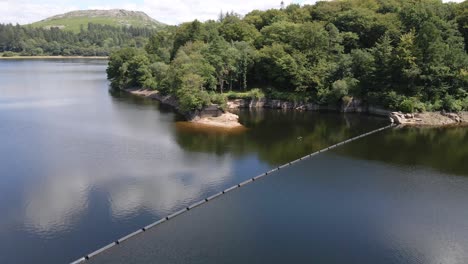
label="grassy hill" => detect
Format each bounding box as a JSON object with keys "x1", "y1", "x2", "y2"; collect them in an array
[{"x1": 30, "y1": 9, "x2": 166, "y2": 32}]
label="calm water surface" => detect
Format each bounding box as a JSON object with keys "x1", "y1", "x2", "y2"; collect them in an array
[
  {"x1": 90, "y1": 127, "x2": 468, "y2": 264},
  {"x1": 0, "y1": 60, "x2": 388, "y2": 263}
]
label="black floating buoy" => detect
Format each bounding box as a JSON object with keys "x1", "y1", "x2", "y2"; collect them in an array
[{"x1": 186, "y1": 207, "x2": 190, "y2": 211}]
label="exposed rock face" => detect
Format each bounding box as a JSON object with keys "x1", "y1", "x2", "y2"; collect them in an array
[
  {"x1": 127, "y1": 89, "x2": 468, "y2": 127},
  {"x1": 227, "y1": 97, "x2": 367, "y2": 112},
  {"x1": 228, "y1": 97, "x2": 467, "y2": 127},
  {"x1": 341, "y1": 98, "x2": 365, "y2": 112},
  {"x1": 129, "y1": 89, "x2": 179, "y2": 108},
  {"x1": 228, "y1": 98, "x2": 325, "y2": 111},
  {"x1": 199, "y1": 105, "x2": 223, "y2": 118}
]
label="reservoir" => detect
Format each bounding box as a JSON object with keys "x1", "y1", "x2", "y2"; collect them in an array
[{"x1": 0, "y1": 60, "x2": 467, "y2": 263}]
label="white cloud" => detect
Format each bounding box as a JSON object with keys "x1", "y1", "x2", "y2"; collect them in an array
[
  {"x1": 141, "y1": 0, "x2": 291, "y2": 24},
  {"x1": 0, "y1": 0, "x2": 79, "y2": 25},
  {"x1": 0, "y1": 0, "x2": 465, "y2": 25}
]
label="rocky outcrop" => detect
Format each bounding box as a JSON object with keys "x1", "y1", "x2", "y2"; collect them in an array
[
  {"x1": 126, "y1": 89, "x2": 243, "y2": 129},
  {"x1": 390, "y1": 111, "x2": 467, "y2": 126},
  {"x1": 40, "y1": 9, "x2": 165, "y2": 26},
  {"x1": 127, "y1": 89, "x2": 467, "y2": 127},
  {"x1": 442, "y1": 112, "x2": 463, "y2": 123},
  {"x1": 191, "y1": 112, "x2": 243, "y2": 129},
  {"x1": 227, "y1": 97, "x2": 366, "y2": 113},
  {"x1": 228, "y1": 96, "x2": 468, "y2": 127}
]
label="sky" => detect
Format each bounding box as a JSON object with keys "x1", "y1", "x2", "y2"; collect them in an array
[{"x1": 0, "y1": 0, "x2": 465, "y2": 25}]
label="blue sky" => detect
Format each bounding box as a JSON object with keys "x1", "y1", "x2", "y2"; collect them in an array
[{"x1": 0, "y1": 0, "x2": 464, "y2": 25}]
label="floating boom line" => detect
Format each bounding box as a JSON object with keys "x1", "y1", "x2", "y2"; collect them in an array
[{"x1": 71, "y1": 123, "x2": 395, "y2": 264}]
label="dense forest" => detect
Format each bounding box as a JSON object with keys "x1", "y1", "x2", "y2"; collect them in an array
[
  {"x1": 11, "y1": 0, "x2": 467, "y2": 113},
  {"x1": 0, "y1": 23, "x2": 160, "y2": 56}
]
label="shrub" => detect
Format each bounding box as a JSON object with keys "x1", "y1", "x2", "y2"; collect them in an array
[
  {"x1": 462, "y1": 97, "x2": 468, "y2": 111},
  {"x1": 382, "y1": 91, "x2": 403, "y2": 110},
  {"x1": 413, "y1": 100, "x2": 426, "y2": 112},
  {"x1": 226, "y1": 88, "x2": 265, "y2": 100},
  {"x1": 178, "y1": 89, "x2": 210, "y2": 112},
  {"x1": 442, "y1": 95, "x2": 463, "y2": 112},
  {"x1": 399, "y1": 98, "x2": 415, "y2": 113},
  {"x1": 398, "y1": 97, "x2": 425, "y2": 113},
  {"x1": 142, "y1": 78, "x2": 157, "y2": 90},
  {"x1": 249, "y1": 88, "x2": 265, "y2": 99},
  {"x1": 209, "y1": 92, "x2": 227, "y2": 110},
  {"x1": 342, "y1": 95, "x2": 353, "y2": 106},
  {"x1": 226, "y1": 91, "x2": 249, "y2": 99},
  {"x1": 426, "y1": 99, "x2": 443, "y2": 111},
  {"x1": 330, "y1": 78, "x2": 357, "y2": 101},
  {"x1": 267, "y1": 89, "x2": 307, "y2": 102},
  {"x1": 2, "y1": 51, "x2": 15, "y2": 57}
]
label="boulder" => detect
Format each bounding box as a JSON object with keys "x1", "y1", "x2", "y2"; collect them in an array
[{"x1": 442, "y1": 112, "x2": 462, "y2": 123}]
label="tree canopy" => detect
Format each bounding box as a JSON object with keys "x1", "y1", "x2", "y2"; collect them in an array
[
  {"x1": 0, "y1": 23, "x2": 162, "y2": 56},
  {"x1": 99, "y1": 1, "x2": 468, "y2": 112}
]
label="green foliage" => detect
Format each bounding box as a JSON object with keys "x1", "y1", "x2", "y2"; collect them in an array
[
  {"x1": 331, "y1": 78, "x2": 359, "y2": 101},
  {"x1": 399, "y1": 98, "x2": 416, "y2": 113},
  {"x1": 2, "y1": 51, "x2": 15, "y2": 57},
  {"x1": 208, "y1": 92, "x2": 228, "y2": 110},
  {"x1": 30, "y1": 10, "x2": 166, "y2": 33},
  {"x1": 226, "y1": 88, "x2": 265, "y2": 100},
  {"x1": 442, "y1": 95, "x2": 463, "y2": 112},
  {"x1": 105, "y1": 0, "x2": 468, "y2": 113},
  {"x1": 219, "y1": 13, "x2": 260, "y2": 43},
  {"x1": 0, "y1": 23, "x2": 159, "y2": 56},
  {"x1": 177, "y1": 72, "x2": 211, "y2": 112},
  {"x1": 463, "y1": 97, "x2": 468, "y2": 111},
  {"x1": 381, "y1": 91, "x2": 404, "y2": 110},
  {"x1": 249, "y1": 88, "x2": 266, "y2": 99},
  {"x1": 267, "y1": 89, "x2": 308, "y2": 102}
]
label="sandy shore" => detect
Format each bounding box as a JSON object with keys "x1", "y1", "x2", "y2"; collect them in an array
[
  {"x1": 191, "y1": 112, "x2": 244, "y2": 129},
  {"x1": 0, "y1": 56, "x2": 108, "y2": 60},
  {"x1": 127, "y1": 89, "x2": 244, "y2": 129}
]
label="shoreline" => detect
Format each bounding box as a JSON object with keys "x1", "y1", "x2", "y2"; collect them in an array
[
  {"x1": 126, "y1": 88, "x2": 467, "y2": 128},
  {"x1": 227, "y1": 98, "x2": 468, "y2": 127},
  {"x1": 125, "y1": 88, "x2": 244, "y2": 129},
  {"x1": 0, "y1": 56, "x2": 108, "y2": 60}
]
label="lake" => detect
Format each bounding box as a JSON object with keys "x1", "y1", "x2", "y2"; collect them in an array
[
  {"x1": 0, "y1": 60, "x2": 467, "y2": 264},
  {"x1": 89, "y1": 126, "x2": 468, "y2": 264}
]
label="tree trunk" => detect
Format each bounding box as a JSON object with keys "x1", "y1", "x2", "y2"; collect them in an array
[{"x1": 219, "y1": 76, "x2": 224, "y2": 93}]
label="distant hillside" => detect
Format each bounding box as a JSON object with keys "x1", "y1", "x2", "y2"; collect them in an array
[{"x1": 30, "y1": 9, "x2": 166, "y2": 32}]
